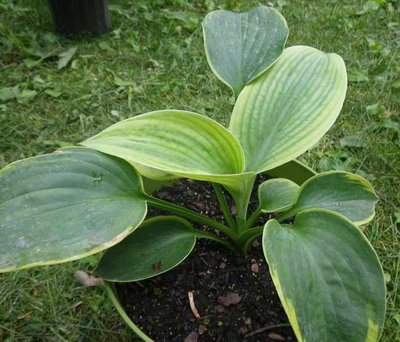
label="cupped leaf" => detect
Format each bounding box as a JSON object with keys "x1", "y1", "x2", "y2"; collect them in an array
[
  {"x1": 281, "y1": 171, "x2": 378, "y2": 225},
  {"x1": 82, "y1": 110, "x2": 252, "y2": 205},
  {"x1": 263, "y1": 210, "x2": 386, "y2": 341},
  {"x1": 82, "y1": 110, "x2": 244, "y2": 178},
  {"x1": 0, "y1": 147, "x2": 147, "y2": 272},
  {"x1": 229, "y1": 45, "x2": 347, "y2": 173},
  {"x1": 202, "y1": 5, "x2": 288, "y2": 96},
  {"x1": 133, "y1": 163, "x2": 179, "y2": 181},
  {"x1": 258, "y1": 178, "x2": 299, "y2": 213},
  {"x1": 266, "y1": 159, "x2": 317, "y2": 185},
  {"x1": 96, "y1": 216, "x2": 196, "y2": 282}
]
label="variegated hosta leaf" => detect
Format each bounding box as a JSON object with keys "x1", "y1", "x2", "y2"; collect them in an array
[
  {"x1": 133, "y1": 163, "x2": 179, "y2": 182},
  {"x1": 82, "y1": 110, "x2": 252, "y2": 198},
  {"x1": 281, "y1": 171, "x2": 378, "y2": 225},
  {"x1": 202, "y1": 5, "x2": 288, "y2": 96},
  {"x1": 96, "y1": 217, "x2": 196, "y2": 282},
  {"x1": 229, "y1": 45, "x2": 347, "y2": 173},
  {"x1": 0, "y1": 147, "x2": 147, "y2": 272},
  {"x1": 263, "y1": 210, "x2": 386, "y2": 342},
  {"x1": 258, "y1": 178, "x2": 299, "y2": 213}
]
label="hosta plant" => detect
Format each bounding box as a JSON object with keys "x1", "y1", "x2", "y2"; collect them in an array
[{"x1": 0, "y1": 6, "x2": 385, "y2": 342}]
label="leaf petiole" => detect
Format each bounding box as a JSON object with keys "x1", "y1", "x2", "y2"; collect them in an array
[
  {"x1": 212, "y1": 183, "x2": 237, "y2": 230},
  {"x1": 194, "y1": 230, "x2": 237, "y2": 253},
  {"x1": 244, "y1": 207, "x2": 262, "y2": 229},
  {"x1": 144, "y1": 195, "x2": 238, "y2": 241}
]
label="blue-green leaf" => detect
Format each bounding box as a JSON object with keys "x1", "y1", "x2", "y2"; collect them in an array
[
  {"x1": 96, "y1": 217, "x2": 196, "y2": 282},
  {"x1": 263, "y1": 210, "x2": 386, "y2": 341},
  {"x1": 281, "y1": 171, "x2": 378, "y2": 225},
  {"x1": 203, "y1": 6, "x2": 288, "y2": 96},
  {"x1": 0, "y1": 147, "x2": 147, "y2": 272},
  {"x1": 258, "y1": 178, "x2": 299, "y2": 213}
]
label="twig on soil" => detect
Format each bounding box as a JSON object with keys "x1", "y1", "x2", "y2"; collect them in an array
[
  {"x1": 188, "y1": 291, "x2": 201, "y2": 319},
  {"x1": 244, "y1": 323, "x2": 291, "y2": 338}
]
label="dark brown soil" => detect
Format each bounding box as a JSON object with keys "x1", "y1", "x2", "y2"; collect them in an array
[{"x1": 116, "y1": 179, "x2": 295, "y2": 341}]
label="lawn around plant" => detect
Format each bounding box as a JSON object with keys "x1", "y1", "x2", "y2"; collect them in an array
[{"x1": 0, "y1": 0, "x2": 399, "y2": 341}]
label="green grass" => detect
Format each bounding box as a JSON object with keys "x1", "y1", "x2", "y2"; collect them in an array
[{"x1": 0, "y1": 0, "x2": 399, "y2": 340}]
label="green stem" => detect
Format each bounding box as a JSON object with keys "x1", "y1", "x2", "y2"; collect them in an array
[
  {"x1": 275, "y1": 210, "x2": 295, "y2": 223},
  {"x1": 212, "y1": 183, "x2": 237, "y2": 230},
  {"x1": 241, "y1": 227, "x2": 264, "y2": 253},
  {"x1": 105, "y1": 283, "x2": 153, "y2": 342},
  {"x1": 145, "y1": 195, "x2": 238, "y2": 241},
  {"x1": 234, "y1": 174, "x2": 257, "y2": 233},
  {"x1": 194, "y1": 230, "x2": 237, "y2": 254},
  {"x1": 238, "y1": 226, "x2": 263, "y2": 246},
  {"x1": 245, "y1": 207, "x2": 262, "y2": 229}
]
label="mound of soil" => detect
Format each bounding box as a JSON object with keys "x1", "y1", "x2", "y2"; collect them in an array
[{"x1": 116, "y1": 179, "x2": 295, "y2": 341}]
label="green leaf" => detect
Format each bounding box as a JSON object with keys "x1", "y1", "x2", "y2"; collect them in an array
[
  {"x1": 357, "y1": 0, "x2": 382, "y2": 15},
  {"x1": 258, "y1": 178, "x2": 299, "y2": 213},
  {"x1": 266, "y1": 159, "x2": 316, "y2": 185},
  {"x1": 202, "y1": 6, "x2": 288, "y2": 96},
  {"x1": 0, "y1": 147, "x2": 147, "y2": 272},
  {"x1": 263, "y1": 210, "x2": 386, "y2": 341},
  {"x1": 58, "y1": 47, "x2": 77, "y2": 70},
  {"x1": 113, "y1": 76, "x2": 135, "y2": 88},
  {"x1": 0, "y1": 86, "x2": 19, "y2": 102},
  {"x1": 366, "y1": 103, "x2": 387, "y2": 116},
  {"x1": 347, "y1": 69, "x2": 369, "y2": 83},
  {"x1": 339, "y1": 135, "x2": 364, "y2": 148},
  {"x1": 96, "y1": 216, "x2": 196, "y2": 282},
  {"x1": 81, "y1": 110, "x2": 251, "y2": 199},
  {"x1": 18, "y1": 89, "x2": 37, "y2": 101},
  {"x1": 229, "y1": 45, "x2": 347, "y2": 173},
  {"x1": 281, "y1": 171, "x2": 378, "y2": 225}
]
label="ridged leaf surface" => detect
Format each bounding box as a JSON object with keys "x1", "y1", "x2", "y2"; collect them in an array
[
  {"x1": 82, "y1": 110, "x2": 251, "y2": 197},
  {"x1": 263, "y1": 210, "x2": 385, "y2": 341},
  {"x1": 203, "y1": 6, "x2": 288, "y2": 96},
  {"x1": 229, "y1": 45, "x2": 347, "y2": 173},
  {"x1": 0, "y1": 147, "x2": 147, "y2": 272}
]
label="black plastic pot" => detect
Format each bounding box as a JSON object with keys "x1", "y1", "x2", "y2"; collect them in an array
[{"x1": 48, "y1": 0, "x2": 111, "y2": 37}]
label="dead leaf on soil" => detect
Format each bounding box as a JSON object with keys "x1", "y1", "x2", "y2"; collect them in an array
[
  {"x1": 239, "y1": 326, "x2": 249, "y2": 335},
  {"x1": 215, "y1": 304, "x2": 225, "y2": 313},
  {"x1": 218, "y1": 292, "x2": 241, "y2": 307},
  {"x1": 74, "y1": 270, "x2": 104, "y2": 287},
  {"x1": 268, "y1": 332, "x2": 285, "y2": 341},
  {"x1": 198, "y1": 325, "x2": 207, "y2": 335},
  {"x1": 184, "y1": 331, "x2": 199, "y2": 342},
  {"x1": 251, "y1": 259, "x2": 259, "y2": 273}
]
